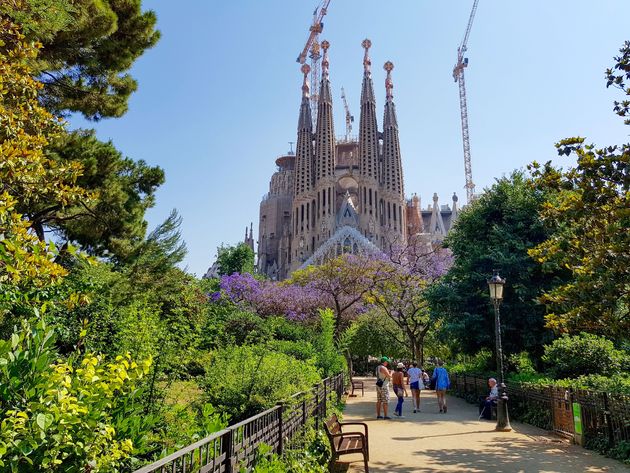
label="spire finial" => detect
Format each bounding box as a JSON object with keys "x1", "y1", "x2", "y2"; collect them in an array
[
  {"x1": 384, "y1": 61, "x2": 394, "y2": 100},
  {"x1": 301, "y1": 63, "x2": 311, "y2": 98},
  {"x1": 321, "y1": 40, "x2": 330, "y2": 79},
  {"x1": 362, "y1": 38, "x2": 372, "y2": 74}
]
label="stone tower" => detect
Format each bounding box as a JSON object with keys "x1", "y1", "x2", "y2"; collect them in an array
[
  {"x1": 357, "y1": 39, "x2": 380, "y2": 245},
  {"x1": 291, "y1": 63, "x2": 316, "y2": 269},
  {"x1": 381, "y1": 61, "x2": 406, "y2": 244}
]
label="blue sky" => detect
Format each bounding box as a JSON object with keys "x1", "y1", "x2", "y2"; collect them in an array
[{"x1": 70, "y1": 1, "x2": 630, "y2": 276}]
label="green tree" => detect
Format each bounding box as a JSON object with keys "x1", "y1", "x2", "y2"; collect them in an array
[
  {"x1": 427, "y1": 172, "x2": 561, "y2": 363},
  {"x1": 216, "y1": 243, "x2": 255, "y2": 276},
  {"x1": 529, "y1": 41, "x2": 630, "y2": 339},
  {"x1": 343, "y1": 311, "x2": 410, "y2": 361},
  {"x1": 24, "y1": 130, "x2": 164, "y2": 258},
  {"x1": 2, "y1": 0, "x2": 160, "y2": 119}
]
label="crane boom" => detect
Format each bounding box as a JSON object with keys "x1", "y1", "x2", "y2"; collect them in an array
[
  {"x1": 453, "y1": 0, "x2": 479, "y2": 204},
  {"x1": 340, "y1": 87, "x2": 354, "y2": 141}
]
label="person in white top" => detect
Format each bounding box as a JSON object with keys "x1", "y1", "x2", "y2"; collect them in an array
[
  {"x1": 479, "y1": 377, "x2": 499, "y2": 420},
  {"x1": 406, "y1": 361, "x2": 423, "y2": 413}
]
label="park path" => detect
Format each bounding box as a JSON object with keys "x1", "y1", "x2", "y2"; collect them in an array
[{"x1": 338, "y1": 378, "x2": 628, "y2": 473}]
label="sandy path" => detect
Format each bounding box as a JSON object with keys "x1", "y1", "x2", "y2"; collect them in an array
[{"x1": 337, "y1": 378, "x2": 628, "y2": 473}]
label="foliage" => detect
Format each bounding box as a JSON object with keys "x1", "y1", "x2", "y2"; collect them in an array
[
  {"x1": 216, "y1": 243, "x2": 255, "y2": 276},
  {"x1": 528, "y1": 42, "x2": 630, "y2": 339},
  {"x1": 542, "y1": 333, "x2": 629, "y2": 379},
  {"x1": 249, "y1": 428, "x2": 329, "y2": 473},
  {"x1": 290, "y1": 254, "x2": 386, "y2": 337},
  {"x1": 448, "y1": 349, "x2": 493, "y2": 375},
  {"x1": 312, "y1": 309, "x2": 346, "y2": 377},
  {"x1": 368, "y1": 241, "x2": 452, "y2": 364},
  {"x1": 2, "y1": 0, "x2": 160, "y2": 119},
  {"x1": 0, "y1": 319, "x2": 152, "y2": 472},
  {"x1": 35, "y1": 130, "x2": 165, "y2": 259},
  {"x1": 427, "y1": 172, "x2": 560, "y2": 363},
  {"x1": 218, "y1": 272, "x2": 324, "y2": 321},
  {"x1": 202, "y1": 345, "x2": 320, "y2": 421},
  {"x1": 0, "y1": 19, "x2": 90, "y2": 329},
  {"x1": 342, "y1": 310, "x2": 410, "y2": 360}
]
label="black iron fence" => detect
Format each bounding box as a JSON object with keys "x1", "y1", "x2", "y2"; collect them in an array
[
  {"x1": 450, "y1": 373, "x2": 630, "y2": 449},
  {"x1": 133, "y1": 373, "x2": 345, "y2": 473}
]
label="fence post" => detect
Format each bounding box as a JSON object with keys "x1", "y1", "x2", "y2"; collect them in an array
[
  {"x1": 603, "y1": 392, "x2": 614, "y2": 446},
  {"x1": 313, "y1": 383, "x2": 320, "y2": 431},
  {"x1": 323, "y1": 378, "x2": 328, "y2": 418},
  {"x1": 276, "y1": 402, "x2": 284, "y2": 455},
  {"x1": 302, "y1": 397, "x2": 307, "y2": 427},
  {"x1": 222, "y1": 429, "x2": 234, "y2": 473},
  {"x1": 463, "y1": 374, "x2": 467, "y2": 396}
]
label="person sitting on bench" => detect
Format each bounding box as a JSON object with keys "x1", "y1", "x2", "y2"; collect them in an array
[{"x1": 479, "y1": 377, "x2": 499, "y2": 420}]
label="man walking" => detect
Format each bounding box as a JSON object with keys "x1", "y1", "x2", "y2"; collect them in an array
[
  {"x1": 376, "y1": 356, "x2": 392, "y2": 419},
  {"x1": 406, "y1": 361, "x2": 422, "y2": 413}
]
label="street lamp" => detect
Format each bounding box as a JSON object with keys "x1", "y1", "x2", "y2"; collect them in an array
[{"x1": 488, "y1": 270, "x2": 512, "y2": 432}]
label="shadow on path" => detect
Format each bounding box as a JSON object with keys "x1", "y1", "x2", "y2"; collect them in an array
[{"x1": 337, "y1": 377, "x2": 628, "y2": 473}]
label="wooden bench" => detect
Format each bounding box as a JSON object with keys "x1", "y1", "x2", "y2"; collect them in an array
[
  {"x1": 349, "y1": 377, "x2": 364, "y2": 397},
  {"x1": 324, "y1": 413, "x2": 369, "y2": 472}
]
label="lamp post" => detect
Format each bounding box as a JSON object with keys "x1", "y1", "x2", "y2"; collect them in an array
[{"x1": 488, "y1": 270, "x2": 512, "y2": 432}]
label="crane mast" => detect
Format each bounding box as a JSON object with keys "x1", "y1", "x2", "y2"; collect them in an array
[
  {"x1": 340, "y1": 87, "x2": 354, "y2": 141},
  {"x1": 296, "y1": 0, "x2": 332, "y2": 128},
  {"x1": 453, "y1": 0, "x2": 479, "y2": 204}
]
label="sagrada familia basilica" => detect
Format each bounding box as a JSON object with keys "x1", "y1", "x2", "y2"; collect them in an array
[{"x1": 253, "y1": 40, "x2": 459, "y2": 280}]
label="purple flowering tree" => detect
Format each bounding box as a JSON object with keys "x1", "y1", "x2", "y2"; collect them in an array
[
  {"x1": 369, "y1": 237, "x2": 453, "y2": 365},
  {"x1": 218, "y1": 272, "x2": 325, "y2": 321},
  {"x1": 289, "y1": 253, "x2": 390, "y2": 338}
]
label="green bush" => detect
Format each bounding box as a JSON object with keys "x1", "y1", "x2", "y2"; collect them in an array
[
  {"x1": 202, "y1": 346, "x2": 321, "y2": 421},
  {"x1": 449, "y1": 349, "x2": 493, "y2": 375},
  {"x1": 0, "y1": 319, "x2": 153, "y2": 472},
  {"x1": 313, "y1": 309, "x2": 346, "y2": 377},
  {"x1": 542, "y1": 333, "x2": 629, "y2": 379}
]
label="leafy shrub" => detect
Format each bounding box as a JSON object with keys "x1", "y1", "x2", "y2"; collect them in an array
[
  {"x1": 542, "y1": 333, "x2": 629, "y2": 379},
  {"x1": 448, "y1": 349, "x2": 493, "y2": 375},
  {"x1": 267, "y1": 339, "x2": 316, "y2": 361},
  {"x1": 248, "y1": 427, "x2": 329, "y2": 473},
  {"x1": 202, "y1": 346, "x2": 320, "y2": 421},
  {"x1": 313, "y1": 309, "x2": 346, "y2": 377},
  {"x1": 0, "y1": 319, "x2": 152, "y2": 472}
]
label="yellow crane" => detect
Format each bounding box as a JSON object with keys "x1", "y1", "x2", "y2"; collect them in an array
[{"x1": 296, "y1": 0, "x2": 332, "y2": 128}]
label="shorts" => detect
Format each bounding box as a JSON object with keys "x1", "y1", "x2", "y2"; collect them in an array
[
  {"x1": 376, "y1": 385, "x2": 390, "y2": 402},
  {"x1": 410, "y1": 381, "x2": 421, "y2": 390}
]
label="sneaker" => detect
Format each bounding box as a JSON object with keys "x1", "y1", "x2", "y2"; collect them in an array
[
  {"x1": 443, "y1": 405, "x2": 448, "y2": 413},
  {"x1": 439, "y1": 408, "x2": 443, "y2": 413},
  {"x1": 377, "y1": 415, "x2": 384, "y2": 419},
  {"x1": 413, "y1": 409, "x2": 417, "y2": 413},
  {"x1": 383, "y1": 416, "x2": 392, "y2": 420}
]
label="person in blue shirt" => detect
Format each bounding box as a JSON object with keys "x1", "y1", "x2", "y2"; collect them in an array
[{"x1": 431, "y1": 360, "x2": 450, "y2": 413}]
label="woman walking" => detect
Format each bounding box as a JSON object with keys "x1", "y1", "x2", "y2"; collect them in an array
[
  {"x1": 431, "y1": 360, "x2": 450, "y2": 413},
  {"x1": 392, "y1": 362, "x2": 408, "y2": 417}
]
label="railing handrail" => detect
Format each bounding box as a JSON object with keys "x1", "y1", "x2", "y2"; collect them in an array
[
  {"x1": 132, "y1": 372, "x2": 345, "y2": 473},
  {"x1": 132, "y1": 428, "x2": 231, "y2": 473}
]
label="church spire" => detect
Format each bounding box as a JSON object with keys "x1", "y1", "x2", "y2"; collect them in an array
[
  {"x1": 314, "y1": 40, "x2": 335, "y2": 183},
  {"x1": 358, "y1": 39, "x2": 379, "y2": 183},
  {"x1": 382, "y1": 61, "x2": 404, "y2": 197},
  {"x1": 294, "y1": 63, "x2": 314, "y2": 196}
]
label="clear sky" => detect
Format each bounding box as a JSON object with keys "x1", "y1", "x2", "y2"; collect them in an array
[{"x1": 69, "y1": 1, "x2": 630, "y2": 277}]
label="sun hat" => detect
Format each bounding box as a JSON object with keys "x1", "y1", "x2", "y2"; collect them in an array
[
  {"x1": 380, "y1": 356, "x2": 391, "y2": 363},
  {"x1": 397, "y1": 362, "x2": 405, "y2": 368}
]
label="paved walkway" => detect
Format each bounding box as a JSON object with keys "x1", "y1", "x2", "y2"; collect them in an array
[{"x1": 338, "y1": 378, "x2": 628, "y2": 473}]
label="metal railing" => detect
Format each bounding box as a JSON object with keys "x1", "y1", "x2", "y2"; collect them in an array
[
  {"x1": 133, "y1": 373, "x2": 345, "y2": 473},
  {"x1": 450, "y1": 373, "x2": 630, "y2": 448}
]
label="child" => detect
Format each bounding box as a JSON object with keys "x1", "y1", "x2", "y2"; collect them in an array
[{"x1": 392, "y1": 362, "x2": 408, "y2": 417}]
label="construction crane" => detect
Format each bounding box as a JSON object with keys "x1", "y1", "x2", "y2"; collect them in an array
[
  {"x1": 453, "y1": 0, "x2": 479, "y2": 204},
  {"x1": 296, "y1": 0, "x2": 332, "y2": 128},
  {"x1": 340, "y1": 87, "x2": 354, "y2": 141}
]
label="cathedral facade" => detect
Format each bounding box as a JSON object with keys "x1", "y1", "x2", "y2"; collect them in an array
[{"x1": 257, "y1": 40, "x2": 459, "y2": 281}]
